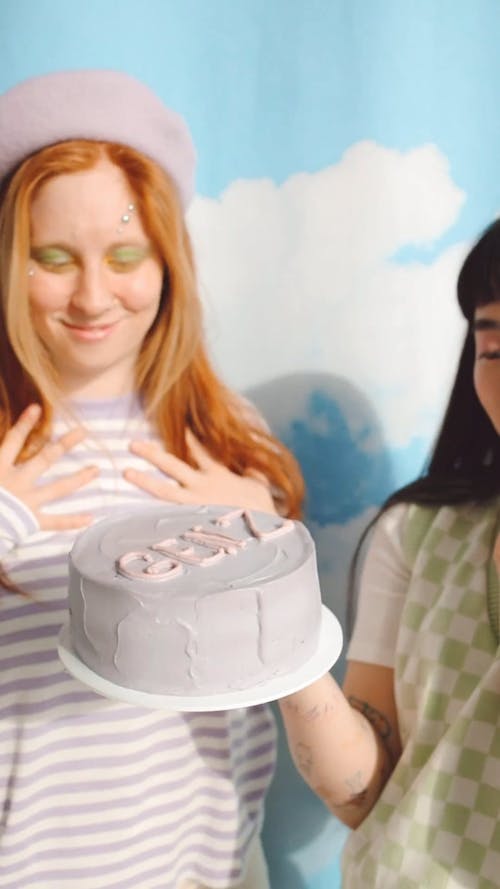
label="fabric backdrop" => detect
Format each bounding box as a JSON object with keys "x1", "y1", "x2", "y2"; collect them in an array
[{"x1": 1, "y1": 1, "x2": 499, "y2": 885}]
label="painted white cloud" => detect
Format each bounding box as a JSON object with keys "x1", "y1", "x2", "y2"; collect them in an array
[
  {"x1": 307, "y1": 508, "x2": 378, "y2": 623},
  {"x1": 187, "y1": 141, "x2": 467, "y2": 448}
]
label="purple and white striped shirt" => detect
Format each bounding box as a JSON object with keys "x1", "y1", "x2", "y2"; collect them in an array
[{"x1": 0, "y1": 396, "x2": 276, "y2": 889}]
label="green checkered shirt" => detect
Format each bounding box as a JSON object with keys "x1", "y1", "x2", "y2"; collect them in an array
[{"x1": 343, "y1": 502, "x2": 500, "y2": 888}]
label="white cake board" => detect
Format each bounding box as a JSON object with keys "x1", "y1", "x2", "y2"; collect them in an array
[{"x1": 57, "y1": 605, "x2": 343, "y2": 712}]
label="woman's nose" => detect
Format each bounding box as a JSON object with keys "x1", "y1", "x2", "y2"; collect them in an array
[{"x1": 69, "y1": 262, "x2": 116, "y2": 316}]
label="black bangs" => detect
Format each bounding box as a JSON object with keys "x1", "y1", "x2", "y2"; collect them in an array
[{"x1": 457, "y1": 218, "x2": 500, "y2": 322}]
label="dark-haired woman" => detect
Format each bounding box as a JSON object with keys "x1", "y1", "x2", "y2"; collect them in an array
[{"x1": 279, "y1": 220, "x2": 500, "y2": 888}]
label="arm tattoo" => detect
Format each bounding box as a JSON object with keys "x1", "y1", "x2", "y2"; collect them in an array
[
  {"x1": 281, "y1": 699, "x2": 336, "y2": 722},
  {"x1": 344, "y1": 769, "x2": 369, "y2": 805},
  {"x1": 348, "y1": 695, "x2": 391, "y2": 739},
  {"x1": 338, "y1": 758, "x2": 390, "y2": 810},
  {"x1": 295, "y1": 742, "x2": 313, "y2": 776},
  {"x1": 348, "y1": 695, "x2": 395, "y2": 764}
]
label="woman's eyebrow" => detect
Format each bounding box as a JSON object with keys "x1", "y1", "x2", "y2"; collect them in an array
[
  {"x1": 30, "y1": 242, "x2": 75, "y2": 251},
  {"x1": 473, "y1": 318, "x2": 500, "y2": 331}
]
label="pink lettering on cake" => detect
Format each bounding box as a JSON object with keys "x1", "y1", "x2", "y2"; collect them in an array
[
  {"x1": 215, "y1": 509, "x2": 294, "y2": 540},
  {"x1": 117, "y1": 551, "x2": 183, "y2": 581},
  {"x1": 151, "y1": 537, "x2": 226, "y2": 566},
  {"x1": 182, "y1": 526, "x2": 248, "y2": 555},
  {"x1": 116, "y1": 508, "x2": 294, "y2": 581}
]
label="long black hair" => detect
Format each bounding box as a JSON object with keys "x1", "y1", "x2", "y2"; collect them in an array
[{"x1": 347, "y1": 218, "x2": 500, "y2": 631}]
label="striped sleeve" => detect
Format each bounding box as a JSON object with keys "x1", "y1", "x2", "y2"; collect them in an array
[{"x1": 0, "y1": 489, "x2": 39, "y2": 557}]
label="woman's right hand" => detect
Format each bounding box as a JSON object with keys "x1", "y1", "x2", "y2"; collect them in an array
[{"x1": 0, "y1": 404, "x2": 99, "y2": 531}]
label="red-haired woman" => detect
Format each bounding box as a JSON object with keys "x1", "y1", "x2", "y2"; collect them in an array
[{"x1": 0, "y1": 71, "x2": 304, "y2": 889}]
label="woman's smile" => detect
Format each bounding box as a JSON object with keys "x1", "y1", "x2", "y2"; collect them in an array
[{"x1": 60, "y1": 319, "x2": 121, "y2": 341}]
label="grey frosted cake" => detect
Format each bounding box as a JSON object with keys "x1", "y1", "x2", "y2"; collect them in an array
[{"x1": 68, "y1": 503, "x2": 322, "y2": 696}]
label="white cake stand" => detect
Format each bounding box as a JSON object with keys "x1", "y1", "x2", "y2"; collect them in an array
[{"x1": 57, "y1": 605, "x2": 343, "y2": 712}]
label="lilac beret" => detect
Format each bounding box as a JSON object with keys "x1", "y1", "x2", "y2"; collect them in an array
[{"x1": 0, "y1": 69, "x2": 196, "y2": 209}]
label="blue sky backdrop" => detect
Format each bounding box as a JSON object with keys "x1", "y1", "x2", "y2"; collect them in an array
[
  {"x1": 1, "y1": 3, "x2": 498, "y2": 886},
  {"x1": 2, "y1": 0, "x2": 500, "y2": 248}
]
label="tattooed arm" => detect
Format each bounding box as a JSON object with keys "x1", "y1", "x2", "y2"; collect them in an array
[{"x1": 277, "y1": 661, "x2": 401, "y2": 829}]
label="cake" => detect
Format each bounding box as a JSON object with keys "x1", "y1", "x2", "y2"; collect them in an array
[{"x1": 68, "y1": 503, "x2": 322, "y2": 696}]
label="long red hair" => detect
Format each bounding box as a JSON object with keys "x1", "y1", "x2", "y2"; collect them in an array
[{"x1": 0, "y1": 140, "x2": 304, "y2": 590}]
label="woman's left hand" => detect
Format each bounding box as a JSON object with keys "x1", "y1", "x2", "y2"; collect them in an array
[{"x1": 124, "y1": 430, "x2": 276, "y2": 513}]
